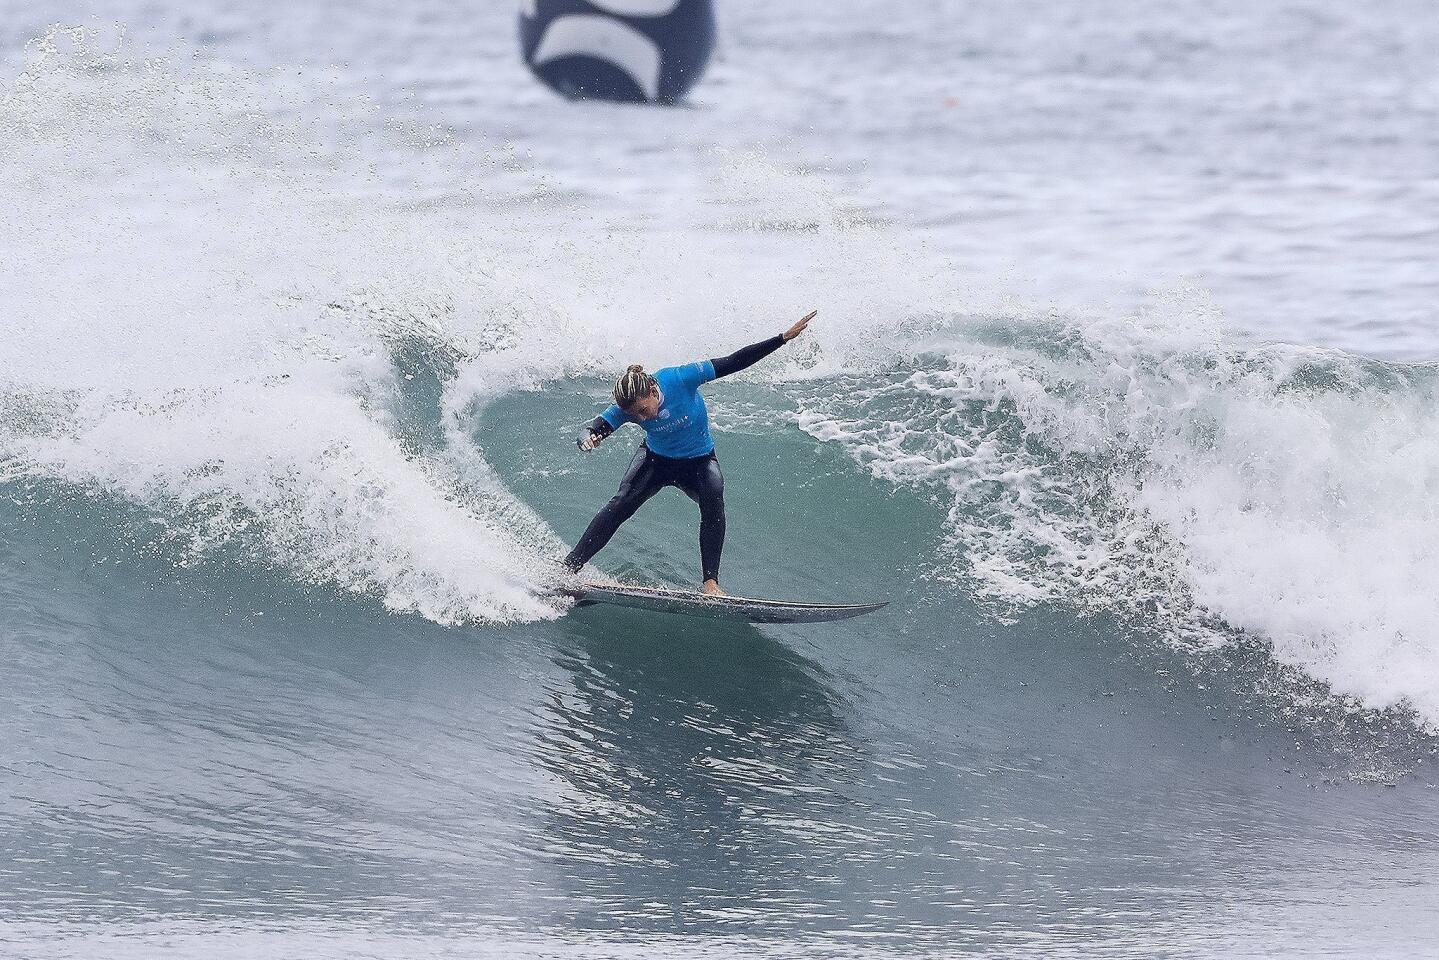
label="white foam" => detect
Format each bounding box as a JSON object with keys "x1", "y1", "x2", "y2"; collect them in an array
[
  {"x1": 793, "y1": 296, "x2": 1439, "y2": 726},
  {"x1": 0, "y1": 31, "x2": 567, "y2": 624}
]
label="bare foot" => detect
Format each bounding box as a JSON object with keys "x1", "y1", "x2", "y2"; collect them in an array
[{"x1": 702, "y1": 579, "x2": 726, "y2": 597}]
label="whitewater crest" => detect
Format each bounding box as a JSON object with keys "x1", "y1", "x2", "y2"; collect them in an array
[
  {"x1": 793, "y1": 301, "x2": 1439, "y2": 727},
  {"x1": 0, "y1": 29, "x2": 586, "y2": 625}
]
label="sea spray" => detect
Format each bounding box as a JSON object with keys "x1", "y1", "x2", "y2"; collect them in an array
[
  {"x1": 0, "y1": 29, "x2": 568, "y2": 623},
  {"x1": 791, "y1": 297, "x2": 1439, "y2": 726}
]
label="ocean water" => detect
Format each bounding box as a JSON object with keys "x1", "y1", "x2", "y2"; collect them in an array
[{"x1": 2, "y1": 2, "x2": 1437, "y2": 957}]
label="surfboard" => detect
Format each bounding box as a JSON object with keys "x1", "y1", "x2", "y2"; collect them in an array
[{"x1": 560, "y1": 580, "x2": 887, "y2": 624}]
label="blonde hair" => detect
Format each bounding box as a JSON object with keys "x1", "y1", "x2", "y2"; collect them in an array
[{"x1": 614, "y1": 364, "x2": 657, "y2": 410}]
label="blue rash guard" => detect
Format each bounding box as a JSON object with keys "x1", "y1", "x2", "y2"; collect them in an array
[
  {"x1": 565, "y1": 335, "x2": 789, "y2": 580},
  {"x1": 598, "y1": 360, "x2": 717, "y2": 459}
]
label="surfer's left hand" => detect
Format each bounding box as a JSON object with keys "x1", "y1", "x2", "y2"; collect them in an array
[{"x1": 783, "y1": 310, "x2": 817, "y2": 342}]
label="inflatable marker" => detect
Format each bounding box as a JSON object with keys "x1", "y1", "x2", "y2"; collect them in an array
[{"x1": 519, "y1": 0, "x2": 716, "y2": 104}]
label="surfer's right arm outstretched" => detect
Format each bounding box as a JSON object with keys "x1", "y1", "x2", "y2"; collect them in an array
[
  {"x1": 577, "y1": 310, "x2": 815, "y2": 451},
  {"x1": 562, "y1": 310, "x2": 815, "y2": 593}
]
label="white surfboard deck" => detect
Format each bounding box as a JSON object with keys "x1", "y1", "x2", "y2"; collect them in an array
[{"x1": 560, "y1": 579, "x2": 887, "y2": 624}]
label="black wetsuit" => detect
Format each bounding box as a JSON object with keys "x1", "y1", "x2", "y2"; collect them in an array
[{"x1": 563, "y1": 334, "x2": 787, "y2": 582}]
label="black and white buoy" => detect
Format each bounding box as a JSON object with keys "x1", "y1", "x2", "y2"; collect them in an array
[{"x1": 519, "y1": 0, "x2": 716, "y2": 105}]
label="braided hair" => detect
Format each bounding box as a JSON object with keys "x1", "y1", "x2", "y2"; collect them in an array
[{"x1": 614, "y1": 364, "x2": 657, "y2": 411}]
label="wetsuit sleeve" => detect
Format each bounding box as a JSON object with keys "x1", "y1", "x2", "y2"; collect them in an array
[
  {"x1": 709, "y1": 334, "x2": 786, "y2": 380},
  {"x1": 599, "y1": 405, "x2": 626, "y2": 429},
  {"x1": 586, "y1": 405, "x2": 627, "y2": 440}
]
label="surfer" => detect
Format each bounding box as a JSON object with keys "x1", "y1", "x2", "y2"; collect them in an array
[{"x1": 563, "y1": 310, "x2": 816, "y2": 596}]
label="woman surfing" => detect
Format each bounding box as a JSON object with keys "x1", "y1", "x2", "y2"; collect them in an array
[{"x1": 562, "y1": 310, "x2": 816, "y2": 597}]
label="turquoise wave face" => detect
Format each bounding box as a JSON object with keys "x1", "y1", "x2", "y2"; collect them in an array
[
  {"x1": 778, "y1": 319, "x2": 1439, "y2": 729},
  {"x1": 5, "y1": 308, "x2": 1437, "y2": 740},
  {"x1": 3, "y1": 266, "x2": 1438, "y2": 953},
  {"x1": 3, "y1": 380, "x2": 1437, "y2": 955}
]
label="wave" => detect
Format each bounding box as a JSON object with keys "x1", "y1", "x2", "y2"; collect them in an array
[
  {"x1": 791, "y1": 303, "x2": 1439, "y2": 726},
  {"x1": 0, "y1": 29, "x2": 931, "y2": 622},
  {"x1": 4, "y1": 28, "x2": 1436, "y2": 734},
  {"x1": 0, "y1": 30, "x2": 577, "y2": 624}
]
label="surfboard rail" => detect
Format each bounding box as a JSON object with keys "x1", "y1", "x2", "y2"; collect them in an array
[{"x1": 559, "y1": 580, "x2": 887, "y2": 623}]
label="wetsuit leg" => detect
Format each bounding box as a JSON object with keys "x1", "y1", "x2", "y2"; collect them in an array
[
  {"x1": 563, "y1": 445, "x2": 665, "y2": 572},
  {"x1": 673, "y1": 453, "x2": 726, "y2": 583}
]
